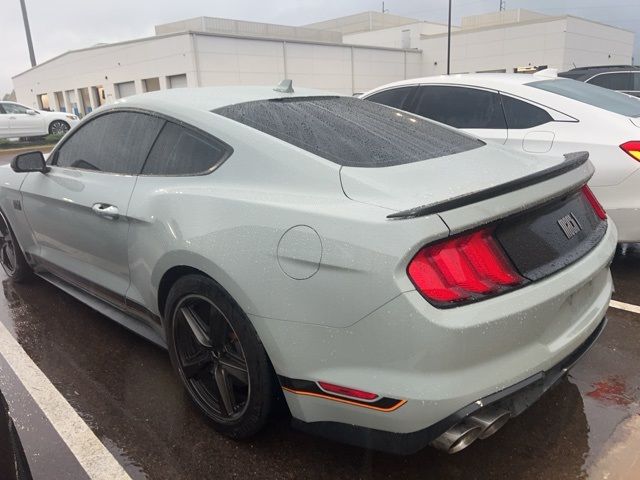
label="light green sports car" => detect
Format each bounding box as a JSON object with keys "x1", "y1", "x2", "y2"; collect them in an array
[{"x1": 0, "y1": 85, "x2": 615, "y2": 454}]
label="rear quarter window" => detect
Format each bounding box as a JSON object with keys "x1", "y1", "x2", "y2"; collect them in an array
[
  {"x1": 500, "y1": 95, "x2": 553, "y2": 129},
  {"x1": 141, "y1": 122, "x2": 231, "y2": 176},
  {"x1": 213, "y1": 96, "x2": 484, "y2": 168}
]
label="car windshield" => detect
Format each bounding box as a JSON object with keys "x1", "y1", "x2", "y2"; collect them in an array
[
  {"x1": 213, "y1": 96, "x2": 484, "y2": 168},
  {"x1": 527, "y1": 78, "x2": 640, "y2": 117}
]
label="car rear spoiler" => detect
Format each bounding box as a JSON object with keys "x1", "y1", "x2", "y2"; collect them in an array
[{"x1": 387, "y1": 151, "x2": 590, "y2": 220}]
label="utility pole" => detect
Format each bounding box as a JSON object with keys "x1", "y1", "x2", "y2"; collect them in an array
[
  {"x1": 446, "y1": 0, "x2": 452, "y2": 74},
  {"x1": 382, "y1": 2, "x2": 389, "y2": 13},
  {"x1": 499, "y1": 0, "x2": 506, "y2": 11},
  {"x1": 19, "y1": 0, "x2": 36, "y2": 67}
]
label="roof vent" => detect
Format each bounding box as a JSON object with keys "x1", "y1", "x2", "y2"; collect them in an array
[{"x1": 274, "y1": 79, "x2": 294, "y2": 93}]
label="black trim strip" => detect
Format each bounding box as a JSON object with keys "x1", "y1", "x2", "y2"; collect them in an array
[
  {"x1": 32, "y1": 255, "x2": 161, "y2": 326},
  {"x1": 387, "y1": 151, "x2": 590, "y2": 219},
  {"x1": 279, "y1": 377, "x2": 406, "y2": 411}
]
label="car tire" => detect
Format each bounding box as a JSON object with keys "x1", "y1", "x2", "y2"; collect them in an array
[
  {"x1": 48, "y1": 120, "x2": 70, "y2": 136},
  {"x1": 164, "y1": 274, "x2": 274, "y2": 439},
  {"x1": 0, "y1": 211, "x2": 32, "y2": 282}
]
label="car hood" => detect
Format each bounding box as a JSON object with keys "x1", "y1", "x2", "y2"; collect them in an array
[{"x1": 339, "y1": 144, "x2": 563, "y2": 212}]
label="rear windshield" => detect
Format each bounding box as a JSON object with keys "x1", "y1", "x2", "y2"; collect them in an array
[
  {"x1": 213, "y1": 96, "x2": 484, "y2": 168},
  {"x1": 528, "y1": 78, "x2": 640, "y2": 117}
]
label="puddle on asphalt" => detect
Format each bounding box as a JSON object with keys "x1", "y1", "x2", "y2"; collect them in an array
[{"x1": 0, "y1": 271, "x2": 638, "y2": 479}]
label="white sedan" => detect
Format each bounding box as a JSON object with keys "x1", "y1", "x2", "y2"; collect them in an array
[
  {"x1": 362, "y1": 72, "x2": 640, "y2": 243},
  {"x1": 0, "y1": 101, "x2": 79, "y2": 139}
]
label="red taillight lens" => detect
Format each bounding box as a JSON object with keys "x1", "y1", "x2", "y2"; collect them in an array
[
  {"x1": 581, "y1": 185, "x2": 607, "y2": 220},
  {"x1": 317, "y1": 382, "x2": 379, "y2": 401},
  {"x1": 407, "y1": 229, "x2": 523, "y2": 305},
  {"x1": 620, "y1": 141, "x2": 640, "y2": 162}
]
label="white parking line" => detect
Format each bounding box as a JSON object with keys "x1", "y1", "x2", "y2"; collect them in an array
[
  {"x1": 609, "y1": 300, "x2": 640, "y2": 316},
  {"x1": 0, "y1": 321, "x2": 132, "y2": 480}
]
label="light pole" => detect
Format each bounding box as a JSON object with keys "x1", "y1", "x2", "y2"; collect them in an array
[
  {"x1": 19, "y1": 0, "x2": 36, "y2": 67},
  {"x1": 446, "y1": 0, "x2": 452, "y2": 74}
]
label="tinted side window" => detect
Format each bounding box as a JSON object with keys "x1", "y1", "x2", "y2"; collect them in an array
[
  {"x1": 411, "y1": 86, "x2": 506, "y2": 129},
  {"x1": 633, "y1": 73, "x2": 640, "y2": 91},
  {"x1": 501, "y1": 95, "x2": 553, "y2": 129},
  {"x1": 3, "y1": 103, "x2": 28, "y2": 114},
  {"x1": 0, "y1": 104, "x2": 5, "y2": 114},
  {"x1": 588, "y1": 72, "x2": 634, "y2": 90},
  {"x1": 55, "y1": 111, "x2": 163, "y2": 174},
  {"x1": 141, "y1": 122, "x2": 230, "y2": 175},
  {"x1": 366, "y1": 87, "x2": 416, "y2": 110}
]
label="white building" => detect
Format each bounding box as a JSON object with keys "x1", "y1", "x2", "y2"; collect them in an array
[
  {"x1": 333, "y1": 10, "x2": 635, "y2": 75},
  {"x1": 11, "y1": 16, "x2": 422, "y2": 116},
  {"x1": 12, "y1": 9, "x2": 634, "y2": 115}
]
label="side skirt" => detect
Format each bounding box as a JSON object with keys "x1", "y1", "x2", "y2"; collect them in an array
[{"x1": 37, "y1": 271, "x2": 167, "y2": 349}]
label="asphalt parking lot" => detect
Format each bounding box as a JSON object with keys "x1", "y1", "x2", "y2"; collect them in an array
[{"x1": 0, "y1": 150, "x2": 638, "y2": 479}]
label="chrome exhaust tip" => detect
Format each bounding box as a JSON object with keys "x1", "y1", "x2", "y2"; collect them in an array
[
  {"x1": 468, "y1": 407, "x2": 511, "y2": 439},
  {"x1": 431, "y1": 422, "x2": 482, "y2": 454}
]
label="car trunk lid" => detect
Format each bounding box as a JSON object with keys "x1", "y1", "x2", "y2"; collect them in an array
[
  {"x1": 340, "y1": 144, "x2": 566, "y2": 213},
  {"x1": 342, "y1": 147, "x2": 606, "y2": 286}
]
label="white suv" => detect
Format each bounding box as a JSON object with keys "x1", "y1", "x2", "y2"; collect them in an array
[{"x1": 0, "y1": 101, "x2": 79, "y2": 139}]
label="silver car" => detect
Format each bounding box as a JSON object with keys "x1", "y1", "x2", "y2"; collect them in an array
[{"x1": 0, "y1": 86, "x2": 616, "y2": 455}]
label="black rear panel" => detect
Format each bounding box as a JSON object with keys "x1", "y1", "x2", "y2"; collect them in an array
[{"x1": 495, "y1": 190, "x2": 606, "y2": 281}]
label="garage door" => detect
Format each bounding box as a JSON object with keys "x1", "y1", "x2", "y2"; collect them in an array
[
  {"x1": 115, "y1": 81, "x2": 136, "y2": 99},
  {"x1": 168, "y1": 74, "x2": 187, "y2": 89}
]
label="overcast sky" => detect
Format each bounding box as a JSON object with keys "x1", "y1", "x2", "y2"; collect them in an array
[{"x1": 2, "y1": 0, "x2": 639, "y2": 95}]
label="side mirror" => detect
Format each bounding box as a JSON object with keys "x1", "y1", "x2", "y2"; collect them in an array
[
  {"x1": 11, "y1": 151, "x2": 49, "y2": 173},
  {"x1": 25, "y1": 109, "x2": 37, "y2": 115}
]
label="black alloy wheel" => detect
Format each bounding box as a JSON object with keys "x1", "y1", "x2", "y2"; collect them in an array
[
  {"x1": 173, "y1": 294, "x2": 251, "y2": 422},
  {"x1": 166, "y1": 275, "x2": 275, "y2": 438},
  {"x1": 0, "y1": 215, "x2": 17, "y2": 277}
]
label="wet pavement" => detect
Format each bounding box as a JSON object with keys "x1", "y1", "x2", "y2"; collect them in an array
[{"x1": 0, "y1": 246, "x2": 637, "y2": 479}]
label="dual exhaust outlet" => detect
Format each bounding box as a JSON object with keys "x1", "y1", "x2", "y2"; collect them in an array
[{"x1": 431, "y1": 407, "x2": 511, "y2": 454}]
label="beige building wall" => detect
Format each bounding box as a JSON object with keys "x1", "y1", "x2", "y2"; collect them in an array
[{"x1": 344, "y1": 22, "x2": 455, "y2": 50}]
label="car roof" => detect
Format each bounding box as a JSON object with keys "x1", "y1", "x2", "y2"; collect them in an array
[
  {"x1": 111, "y1": 86, "x2": 342, "y2": 113},
  {"x1": 365, "y1": 73, "x2": 558, "y2": 92}
]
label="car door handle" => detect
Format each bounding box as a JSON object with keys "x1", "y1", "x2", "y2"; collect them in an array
[
  {"x1": 9, "y1": 116, "x2": 16, "y2": 120},
  {"x1": 92, "y1": 203, "x2": 119, "y2": 219}
]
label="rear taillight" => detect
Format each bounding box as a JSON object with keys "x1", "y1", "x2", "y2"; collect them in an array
[
  {"x1": 581, "y1": 185, "x2": 607, "y2": 220},
  {"x1": 620, "y1": 141, "x2": 640, "y2": 161},
  {"x1": 408, "y1": 229, "x2": 523, "y2": 305}
]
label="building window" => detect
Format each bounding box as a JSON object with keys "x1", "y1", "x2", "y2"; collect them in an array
[
  {"x1": 143, "y1": 77, "x2": 161, "y2": 92},
  {"x1": 115, "y1": 81, "x2": 136, "y2": 99},
  {"x1": 167, "y1": 74, "x2": 187, "y2": 89},
  {"x1": 79, "y1": 87, "x2": 91, "y2": 115},
  {"x1": 37, "y1": 93, "x2": 50, "y2": 111},
  {"x1": 66, "y1": 89, "x2": 79, "y2": 116},
  {"x1": 54, "y1": 91, "x2": 65, "y2": 112}
]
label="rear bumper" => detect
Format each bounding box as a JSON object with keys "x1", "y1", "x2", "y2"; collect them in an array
[{"x1": 291, "y1": 316, "x2": 606, "y2": 455}]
